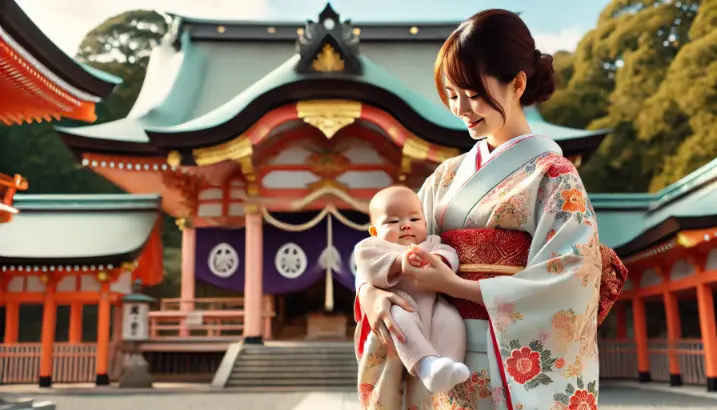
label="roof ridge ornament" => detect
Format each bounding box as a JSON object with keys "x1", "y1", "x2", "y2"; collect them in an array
[{"x1": 295, "y1": 2, "x2": 362, "y2": 75}]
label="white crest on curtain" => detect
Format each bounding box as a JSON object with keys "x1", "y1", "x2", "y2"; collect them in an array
[
  {"x1": 208, "y1": 242, "x2": 239, "y2": 278},
  {"x1": 274, "y1": 242, "x2": 308, "y2": 279},
  {"x1": 318, "y1": 245, "x2": 342, "y2": 273}
]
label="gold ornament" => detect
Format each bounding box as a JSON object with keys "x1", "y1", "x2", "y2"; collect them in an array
[
  {"x1": 296, "y1": 100, "x2": 361, "y2": 139},
  {"x1": 312, "y1": 44, "x2": 344, "y2": 72}
]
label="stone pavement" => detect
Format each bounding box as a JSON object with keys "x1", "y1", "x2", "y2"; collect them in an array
[{"x1": 1, "y1": 385, "x2": 716, "y2": 410}]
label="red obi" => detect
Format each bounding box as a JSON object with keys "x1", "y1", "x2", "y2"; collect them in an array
[
  {"x1": 353, "y1": 228, "x2": 628, "y2": 359},
  {"x1": 440, "y1": 229, "x2": 531, "y2": 321},
  {"x1": 440, "y1": 228, "x2": 628, "y2": 325}
]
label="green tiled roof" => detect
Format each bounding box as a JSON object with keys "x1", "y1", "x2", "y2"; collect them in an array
[
  {"x1": 57, "y1": 30, "x2": 606, "y2": 149},
  {"x1": 0, "y1": 194, "x2": 160, "y2": 263},
  {"x1": 592, "y1": 157, "x2": 717, "y2": 252}
]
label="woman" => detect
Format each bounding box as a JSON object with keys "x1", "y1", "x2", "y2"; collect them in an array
[{"x1": 354, "y1": 9, "x2": 624, "y2": 410}]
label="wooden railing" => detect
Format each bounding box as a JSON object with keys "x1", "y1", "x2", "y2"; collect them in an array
[
  {"x1": 598, "y1": 338, "x2": 705, "y2": 385},
  {"x1": 148, "y1": 296, "x2": 275, "y2": 340},
  {"x1": 0, "y1": 343, "x2": 96, "y2": 384},
  {"x1": 0, "y1": 172, "x2": 27, "y2": 223}
]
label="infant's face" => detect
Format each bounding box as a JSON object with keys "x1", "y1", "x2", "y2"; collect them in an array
[{"x1": 371, "y1": 190, "x2": 427, "y2": 246}]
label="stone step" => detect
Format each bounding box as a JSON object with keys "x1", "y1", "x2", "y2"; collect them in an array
[
  {"x1": 234, "y1": 363, "x2": 357, "y2": 371},
  {"x1": 221, "y1": 385, "x2": 355, "y2": 393},
  {"x1": 0, "y1": 399, "x2": 55, "y2": 410},
  {"x1": 231, "y1": 369, "x2": 357, "y2": 378},
  {"x1": 240, "y1": 353, "x2": 355, "y2": 360},
  {"x1": 225, "y1": 377, "x2": 356, "y2": 387},
  {"x1": 241, "y1": 348, "x2": 353, "y2": 355},
  {"x1": 217, "y1": 342, "x2": 358, "y2": 391},
  {"x1": 237, "y1": 355, "x2": 356, "y2": 365}
]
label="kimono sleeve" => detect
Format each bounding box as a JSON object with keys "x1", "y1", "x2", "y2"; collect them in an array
[
  {"x1": 479, "y1": 163, "x2": 601, "y2": 398},
  {"x1": 354, "y1": 237, "x2": 404, "y2": 289},
  {"x1": 420, "y1": 235, "x2": 459, "y2": 273},
  {"x1": 417, "y1": 165, "x2": 443, "y2": 236}
]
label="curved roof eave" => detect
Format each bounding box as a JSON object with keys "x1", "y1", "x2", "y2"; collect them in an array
[
  {"x1": 55, "y1": 31, "x2": 204, "y2": 155},
  {"x1": 595, "y1": 176, "x2": 717, "y2": 256},
  {"x1": 143, "y1": 55, "x2": 608, "y2": 154},
  {"x1": 0, "y1": 0, "x2": 119, "y2": 98},
  {"x1": 0, "y1": 194, "x2": 161, "y2": 265}
]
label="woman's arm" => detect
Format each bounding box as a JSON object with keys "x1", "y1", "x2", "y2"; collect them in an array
[
  {"x1": 401, "y1": 247, "x2": 484, "y2": 304},
  {"x1": 444, "y1": 275, "x2": 484, "y2": 304}
]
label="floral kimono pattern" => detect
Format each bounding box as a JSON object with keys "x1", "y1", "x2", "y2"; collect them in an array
[{"x1": 354, "y1": 135, "x2": 626, "y2": 410}]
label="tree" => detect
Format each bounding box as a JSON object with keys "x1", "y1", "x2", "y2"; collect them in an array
[
  {"x1": 76, "y1": 9, "x2": 170, "y2": 68},
  {"x1": 541, "y1": 0, "x2": 701, "y2": 193},
  {"x1": 637, "y1": 0, "x2": 717, "y2": 190},
  {"x1": 0, "y1": 10, "x2": 170, "y2": 194}
]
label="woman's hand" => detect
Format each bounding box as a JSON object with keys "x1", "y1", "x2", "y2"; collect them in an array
[
  {"x1": 358, "y1": 283, "x2": 414, "y2": 345},
  {"x1": 403, "y1": 246, "x2": 485, "y2": 304},
  {"x1": 401, "y1": 246, "x2": 460, "y2": 294}
]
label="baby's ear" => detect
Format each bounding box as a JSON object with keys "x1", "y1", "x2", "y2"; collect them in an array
[{"x1": 368, "y1": 226, "x2": 377, "y2": 236}]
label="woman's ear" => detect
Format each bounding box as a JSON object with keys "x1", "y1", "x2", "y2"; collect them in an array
[
  {"x1": 368, "y1": 226, "x2": 377, "y2": 236},
  {"x1": 513, "y1": 71, "x2": 527, "y2": 100}
]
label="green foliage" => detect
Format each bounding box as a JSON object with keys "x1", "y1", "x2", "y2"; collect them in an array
[
  {"x1": 542, "y1": 0, "x2": 707, "y2": 193},
  {"x1": 0, "y1": 9, "x2": 182, "y2": 314},
  {"x1": 637, "y1": 0, "x2": 717, "y2": 190},
  {"x1": 76, "y1": 9, "x2": 169, "y2": 68}
]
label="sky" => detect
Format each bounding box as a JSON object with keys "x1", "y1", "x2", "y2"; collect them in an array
[{"x1": 17, "y1": 0, "x2": 611, "y2": 57}]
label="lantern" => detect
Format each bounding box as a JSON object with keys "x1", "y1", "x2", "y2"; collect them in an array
[
  {"x1": 121, "y1": 279, "x2": 155, "y2": 341},
  {"x1": 118, "y1": 279, "x2": 156, "y2": 388}
]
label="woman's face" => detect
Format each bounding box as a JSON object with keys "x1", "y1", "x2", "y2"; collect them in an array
[{"x1": 445, "y1": 75, "x2": 515, "y2": 140}]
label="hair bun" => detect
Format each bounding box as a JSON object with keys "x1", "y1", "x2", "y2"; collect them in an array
[{"x1": 521, "y1": 52, "x2": 555, "y2": 106}]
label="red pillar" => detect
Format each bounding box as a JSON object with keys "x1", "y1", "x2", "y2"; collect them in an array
[
  {"x1": 243, "y1": 210, "x2": 264, "y2": 344},
  {"x1": 4, "y1": 301, "x2": 19, "y2": 344},
  {"x1": 633, "y1": 295, "x2": 651, "y2": 382},
  {"x1": 696, "y1": 282, "x2": 717, "y2": 391},
  {"x1": 38, "y1": 279, "x2": 57, "y2": 387},
  {"x1": 663, "y1": 291, "x2": 683, "y2": 386},
  {"x1": 180, "y1": 227, "x2": 196, "y2": 337}
]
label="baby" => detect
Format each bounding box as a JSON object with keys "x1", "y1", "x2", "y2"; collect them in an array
[{"x1": 354, "y1": 185, "x2": 469, "y2": 393}]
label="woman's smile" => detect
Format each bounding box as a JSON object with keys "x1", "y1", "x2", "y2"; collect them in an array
[{"x1": 466, "y1": 118, "x2": 484, "y2": 129}]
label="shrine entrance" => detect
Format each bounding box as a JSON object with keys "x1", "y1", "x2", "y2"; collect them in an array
[{"x1": 274, "y1": 277, "x2": 356, "y2": 340}]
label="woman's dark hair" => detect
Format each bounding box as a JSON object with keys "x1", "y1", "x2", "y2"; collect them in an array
[{"x1": 434, "y1": 9, "x2": 555, "y2": 120}]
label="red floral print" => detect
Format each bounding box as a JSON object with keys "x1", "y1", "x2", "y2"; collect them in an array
[
  {"x1": 358, "y1": 383, "x2": 374, "y2": 407},
  {"x1": 560, "y1": 189, "x2": 586, "y2": 213},
  {"x1": 568, "y1": 389, "x2": 597, "y2": 410},
  {"x1": 505, "y1": 346, "x2": 541, "y2": 384},
  {"x1": 547, "y1": 159, "x2": 574, "y2": 178}
]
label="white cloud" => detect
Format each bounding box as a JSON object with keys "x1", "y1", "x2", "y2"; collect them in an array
[
  {"x1": 17, "y1": 0, "x2": 272, "y2": 56},
  {"x1": 533, "y1": 27, "x2": 587, "y2": 54}
]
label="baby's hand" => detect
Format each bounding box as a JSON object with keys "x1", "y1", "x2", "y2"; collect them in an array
[{"x1": 407, "y1": 249, "x2": 428, "y2": 267}]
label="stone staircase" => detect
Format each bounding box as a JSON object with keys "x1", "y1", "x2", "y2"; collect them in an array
[
  {"x1": 0, "y1": 398, "x2": 55, "y2": 410},
  {"x1": 213, "y1": 341, "x2": 357, "y2": 391}
]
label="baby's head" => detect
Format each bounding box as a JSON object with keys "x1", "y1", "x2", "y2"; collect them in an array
[{"x1": 368, "y1": 185, "x2": 427, "y2": 246}]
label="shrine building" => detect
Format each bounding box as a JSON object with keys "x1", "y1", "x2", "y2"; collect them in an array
[
  {"x1": 594, "y1": 159, "x2": 717, "y2": 392},
  {"x1": 55, "y1": 4, "x2": 608, "y2": 347},
  {"x1": 0, "y1": 0, "x2": 162, "y2": 390},
  {"x1": 8, "y1": 0, "x2": 717, "y2": 395}
]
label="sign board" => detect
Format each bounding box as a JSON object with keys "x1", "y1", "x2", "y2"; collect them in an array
[{"x1": 122, "y1": 303, "x2": 150, "y2": 341}]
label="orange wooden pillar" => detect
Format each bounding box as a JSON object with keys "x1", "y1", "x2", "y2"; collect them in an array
[
  {"x1": 4, "y1": 301, "x2": 19, "y2": 344},
  {"x1": 69, "y1": 302, "x2": 83, "y2": 343},
  {"x1": 243, "y1": 209, "x2": 264, "y2": 344},
  {"x1": 614, "y1": 301, "x2": 628, "y2": 339},
  {"x1": 632, "y1": 295, "x2": 651, "y2": 382},
  {"x1": 696, "y1": 282, "x2": 717, "y2": 391},
  {"x1": 663, "y1": 291, "x2": 683, "y2": 386},
  {"x1": 95, "y1": 281, "x2": 111, "y2": 386},
  {"x1": 180, "y1": 227, "x2": 196, "y2": 337},
  {"x1": 38, "y1": 279, "x2": 57, "y2": 387}
]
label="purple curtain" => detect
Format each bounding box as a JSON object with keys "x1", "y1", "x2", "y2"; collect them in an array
[{"x1": 194, "y1": 216, "x2": 369, "y2": 294}]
